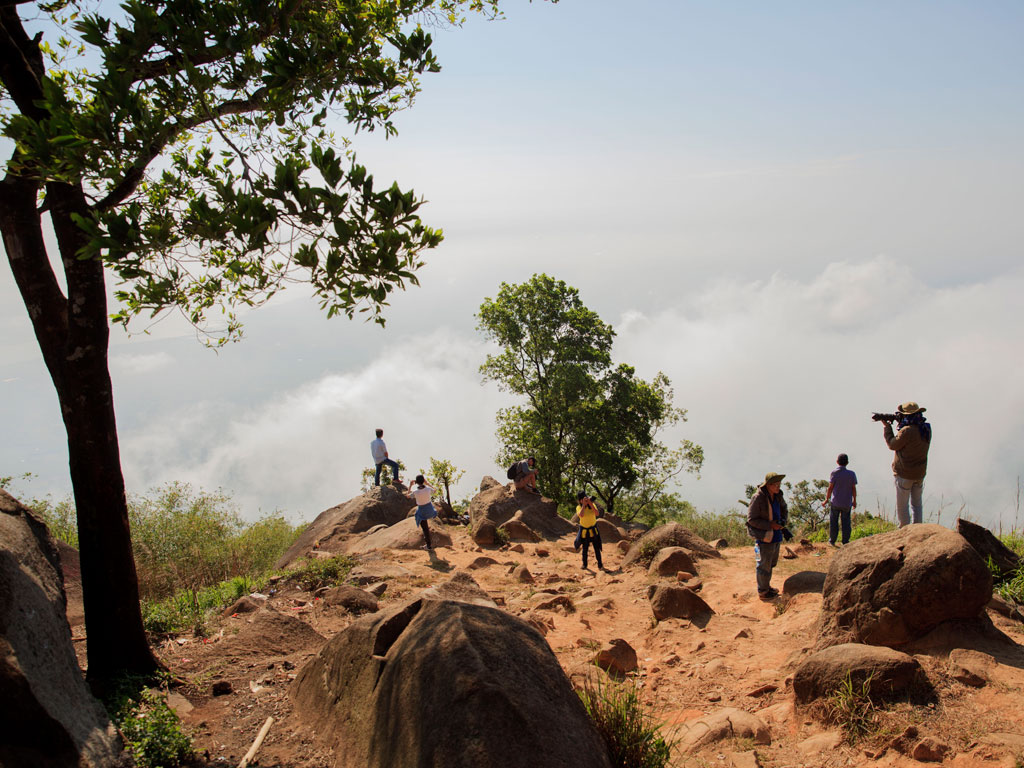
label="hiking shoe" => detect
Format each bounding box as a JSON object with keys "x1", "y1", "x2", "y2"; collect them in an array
[{"x1": 758, "y1": 588, "x2": 779, "y2": 600}]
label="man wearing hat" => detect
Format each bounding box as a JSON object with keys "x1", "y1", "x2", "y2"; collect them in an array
[
  {"x1": 747, "y1": 472, "x2": 789, "y2": 600},
  {"x1": 882, "y1": 402, "x2": 932, "y2": 527}
]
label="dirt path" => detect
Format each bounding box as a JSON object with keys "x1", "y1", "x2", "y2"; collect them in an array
[{"x1": 154, "y1": 527, "x2": 1024, "y2": 767}]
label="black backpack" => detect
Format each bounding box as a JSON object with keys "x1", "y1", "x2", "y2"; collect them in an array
[{"x1": 506, "y1": 461, "x2": 518, "y2": 480}]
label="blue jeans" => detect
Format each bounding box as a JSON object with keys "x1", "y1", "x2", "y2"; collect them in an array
[
  {"x1": 829, "y1": 505, "x2": 851, "y2": 544},
  {"x1": 754, "y1": 540, "x2": 781, "y2": 593},
  {"x1": 374, "y1": 458, "x2": 400, "y2": 485},
  {"x1": 895, "y1": 476, "x2": 923, "y2": 527}
]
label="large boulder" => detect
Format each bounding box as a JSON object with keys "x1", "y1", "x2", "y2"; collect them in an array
[
  {"x1": 276, "y1": 485, "x2": 414, "y2": 568},
  {"x1": 291, "y1": 598, "x2": 613, "y2": 768},
  {"x1": 622, "y1": 523, "x2": 722, "y2": 568},
  {"x1": 793, "y1": 644, "x2": 921, "y2": 704},
  {"x1": 469, "y1": 480, "x2": 573, "y2": 546},
  {"x1": 957, "y1": 518, "x2": 1021, "y2": 582},
  {"x1": 55, "y1": 539, "x2": 84, "y2": 628},
  {"x1": 0, "y1": 490, "x2": 124, "y2": 767},
  {"x1": 345, "y1": 517, "x2": 453, "y2": 554},
  {"x1": 815, "y1": 524, "x2": 992, "y2": 649}
]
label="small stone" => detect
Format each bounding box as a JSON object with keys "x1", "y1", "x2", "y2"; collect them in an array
[
  {"x1": 707, "y1": 692, "x2": 721, "y2": 702},
  {"x1": 510, "y1": 543, "x2": 525, "y2": 553},
  {"x1": 512, "y1": 564, "x2": 534, "y2": 583},
  {"x1": 734, "y1": 628, "x2": 752, "y2": 639},
  {"x1": 535, "y1": 546, "x2": 550, "y2": 557},
  {"x1": 911, "y1": 737, "x2": 951, "y2": 762},
  {"x1": 594, "y1": 638, "x2": 639, "y2": 679}
]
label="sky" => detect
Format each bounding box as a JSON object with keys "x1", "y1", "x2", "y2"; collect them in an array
[{"x1": 3, "y1": 0, "x2": 1024, "y2": 530}]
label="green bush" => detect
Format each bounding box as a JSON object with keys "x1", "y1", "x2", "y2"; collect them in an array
[
  {"x1": 24, "y1": 496, "x2": 79, "y2": 548},
  {"x1": 141, "y1": 574, "x2": 260, "y2": 635},
  {"x1": 115, "y1": 689, "x2": 193, "y2": 768},
  {"x1": 101, "y1": 678, "x2": 193, "y2": 768},
  {"x1": 577, "y1": 679, "x2": 672, "y2": 768}
]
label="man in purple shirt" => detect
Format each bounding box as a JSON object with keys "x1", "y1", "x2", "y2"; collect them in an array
[{"x1": 825, "y1": 453, "x2": 857, "y2": 546}]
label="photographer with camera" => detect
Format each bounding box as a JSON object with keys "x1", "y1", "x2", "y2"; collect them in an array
[
  {"x1": 747, "y1": 471, "x2": 790, "y2": 600},
  {"x1": 875, "y1": 401, "x2": 932, "y2": 527}
]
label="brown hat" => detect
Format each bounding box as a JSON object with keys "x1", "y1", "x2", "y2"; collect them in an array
[
  {"x1": 764, "y1": 472, "x2": 785, "y2": 485},
  {"x1": 896, "y1": 402, "x2": 925, "y2": 415}
]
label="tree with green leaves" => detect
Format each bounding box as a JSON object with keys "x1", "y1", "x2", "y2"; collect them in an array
[
  {"x1": 426, "y1": 456, "x2": 464, "y2": 509},
  {"x1": 477, "y1": 274, "x2": 702, "y2": 514},
  {"x1": 1, "y1": 0, "x2": 511, "y2": 686}
]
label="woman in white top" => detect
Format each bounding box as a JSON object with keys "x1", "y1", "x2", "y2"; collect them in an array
[{"x1": 408, "y1": 474, "x2": 437, "y2": 551}]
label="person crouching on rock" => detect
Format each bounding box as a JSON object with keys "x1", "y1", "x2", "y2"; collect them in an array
[
  {"x1": 574, "y1": 491, "x2": 604, "y2": 571},
  {"x1": 408, "y1": 475, "x2": 437, "y2": 551},
  {"x1": 747, "y1": 472, "x2": 788, "y2": 600}
]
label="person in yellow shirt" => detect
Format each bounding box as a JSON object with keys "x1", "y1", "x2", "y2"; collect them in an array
[{"x1": 574, "y1": 491, "x2": 604, "y2": 571}]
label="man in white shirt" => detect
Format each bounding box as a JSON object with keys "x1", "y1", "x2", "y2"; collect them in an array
[{"x1": 370, "y1": 428, "x2": 401, "y2": 486}]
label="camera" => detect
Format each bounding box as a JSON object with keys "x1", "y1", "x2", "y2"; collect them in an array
[
  {"x1": 871, "y1": 412, "x2": 898, "y2": 423},
  {"x1": 781, "y1": 526, "x2": 794, "y2": 542}
]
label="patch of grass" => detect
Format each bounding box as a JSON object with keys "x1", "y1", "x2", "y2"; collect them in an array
[
  {"x1": 286, "y1": 554, "x2": 357, "y2": 592},
  {"x1": 102, "y1": 678, "x2": 193, "y2": 768},
  {"x1": 819, "y1": 672, "x2": 879, "y2": 744},
  {"x1": 576, "y1": 679, "x2": 673, "y2": 768},
  {"x1": 996, "y1": 565, "x2": 1024, "y2": 604},
  {"x1": 492, "y1": 527, "x2": 510, "y2": 547},
  {"x1": 141, "y1": 574, "x2": 260, "y2": 635},
  {"x1": 805, "y1": 512, "x2": 897, "y2": 543}
]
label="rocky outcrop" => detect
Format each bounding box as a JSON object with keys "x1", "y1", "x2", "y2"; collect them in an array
[
  {"x1": 291, "y1": 598, "x2": 612, "y2": 768},
  {"x1": 793, "y1": 644, "x2": 921, "y2": 704},
  {"x1": 815, "y1": 524, "x2": 992, "y2": 649},
  {"x1": 0, "y1": 490, "x2": 124, "y2": 768},
  {"x1": 956, "y1": 518, "x2": 1021, "y2": 582},
  {"x1": 275, "y1": 485, "x2": 414, "y2": 568},
  {"x1": 345, "y1": 517, "x2": 452, "y2": 554},
  {"x1": 469, "y1": 480, "x2": 574, "y2": 546},
  {"x1": 622, "y1": 523, "x2": 721, "y2": 568}
]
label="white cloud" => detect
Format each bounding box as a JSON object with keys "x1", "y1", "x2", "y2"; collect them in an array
[
  {"x1": 120, "y1": 331, "x2": 512, "y2": 519},
  {"x1": 110, "y1": 352, "x2": 174, "y2": 375},
  {"x1": 612, "y1": 256, "x2": 1024, "y2": 528}
]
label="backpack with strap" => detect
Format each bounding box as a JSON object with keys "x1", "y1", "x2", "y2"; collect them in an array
[{"x1": 506, "y1": 461, "x2": 518, "y2": 480}]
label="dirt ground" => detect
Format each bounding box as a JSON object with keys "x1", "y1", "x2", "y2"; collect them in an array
[{"x1": 84, "y1": 525, "x2": 1024, "y2": 768}]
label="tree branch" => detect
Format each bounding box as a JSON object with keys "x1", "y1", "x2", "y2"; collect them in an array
[
  {"x1": 0, "y1": 7, "x2": 47, "y2": 119},
  {"x1": 93, "y1": 91, "x2": 268, "y2": 212}
]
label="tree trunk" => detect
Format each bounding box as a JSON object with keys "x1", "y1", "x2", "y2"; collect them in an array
[{"x1": 2, "y1": 176, "x2": 158, "y2": 687}]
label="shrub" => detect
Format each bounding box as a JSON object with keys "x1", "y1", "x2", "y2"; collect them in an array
[
  {"x1": 103, "y1": 681, "x2": 193, "y2": 768},
  {"x1": 287, "y1": 554, "x2": 357, "y2": 592},
  {"x1": 576, "y1": 679, "x2": 672, "y2": 768}
]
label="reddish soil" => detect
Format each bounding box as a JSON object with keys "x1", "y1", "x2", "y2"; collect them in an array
[{"x1": 75, "y1": 527, "x2": 1024, "y2": 767}]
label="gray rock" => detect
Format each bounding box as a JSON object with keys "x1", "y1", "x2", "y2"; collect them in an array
[
  {"x1": 0, "y1": 490, "x2": 124, "y2": 768},
  {"x1": 291, "y1": 598, "x2": 613, "y2": 768}
]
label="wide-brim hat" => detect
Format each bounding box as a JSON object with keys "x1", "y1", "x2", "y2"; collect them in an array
[
  {"x1": 764, "y1": 472, "x2": 785, "y2": 485},
  {"x1": 896, "y1": 401, "x2": 926, "y2": 415}
]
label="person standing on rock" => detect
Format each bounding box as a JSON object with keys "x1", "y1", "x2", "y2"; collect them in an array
[
  {"x1": 881, "y1": 402, "x2": 932, "y2": 527},
  {"x1": 513, "y1": 456, "x2": 539, "y2": 494},
  {"x1": 574, "y1": 491, "x2": 604, "y2": 571},
  {"x1": 747, "y1": 472, "x2": 788, "y2": 600},
  {"x1": 370, "y1": 428, "x2": 401, "y2": 486},
  {"x1": 407, "y1": 474, "x2": 437, "y2": 551},
  {"x1": 825, "y1": 453, "x2": 857, "y2": 546}
]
